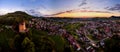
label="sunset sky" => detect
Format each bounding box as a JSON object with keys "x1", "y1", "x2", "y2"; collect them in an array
[{"x1": 0, "y1": 0, "x2": 120, "y2": 17}]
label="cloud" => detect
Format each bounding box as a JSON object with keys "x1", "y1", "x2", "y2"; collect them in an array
[
  {"x1": 45, "y1": 9, "x2": 76, "y2": 16},
  {"x1": 81, "y1": 7, "x2": 90, "y2": 9},
  {"x1": 79, "y1": 10, "x2": 112, "y2": 13},
  {"x1": 79, "y1": 0, "x2": 87, "y2": 7},
  {"x1": 25, "y1": 5, "x2": 50, "y2": 17},
  {"x1": 106, "y1": 4, "x2": 120, "y2": 11},
  {"x1": 0, "y1": 8, "x2": 24, "y2": 15},
  {"x1": 47, "y1": 9, "x2": 112, "y2": 16},
  {"x1": 25, "y1": 9, "x2": 42, "y2": 17}
]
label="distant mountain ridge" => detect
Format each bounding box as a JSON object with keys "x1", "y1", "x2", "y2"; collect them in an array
[{"x1": 110, "y1": 16, "x2": 120, "y2": 18}]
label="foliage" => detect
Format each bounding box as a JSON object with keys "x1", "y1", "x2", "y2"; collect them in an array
[
  {"x1": 22, "y1": 37, "x2": 35, "y2": 52},
  {"x1": 50, "y1": 35, "x2": 65, "y2": 52},
  {"x1": 0, "y1": 11, "x2": 32, "y2": 25},
  {"x1": 104, "y1": 35, "x2": 120, "y2": 52}
]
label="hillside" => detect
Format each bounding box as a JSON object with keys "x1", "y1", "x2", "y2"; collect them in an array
[
  {"x1": 0, "y1": 11, "x2": 32, "y2": 25},
  {"x1": 0, "y1": 11, "x2": 120, "y2": 52},
  {"x1": 0, "y1": 11, "x2": 75, "y2": 52},
  {"x1": 0, "y1": 11, "x2": 32, "y2": 18}
]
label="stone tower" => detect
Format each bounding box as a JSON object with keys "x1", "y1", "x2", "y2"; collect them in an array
[{"x1": 19, "y1": 21, "x2": 26, "y2": 32}]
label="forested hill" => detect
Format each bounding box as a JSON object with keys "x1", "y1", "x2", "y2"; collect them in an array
[
  {"x1": 0, "y1": 11, "x2": 33, "y2": 19},
  {"x1": 0, "y1": 11, "x2": 33, "y2": 25}
]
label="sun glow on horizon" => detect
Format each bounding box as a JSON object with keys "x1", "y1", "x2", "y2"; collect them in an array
[{"x1": 53, "y1": 12, "x2": 120, "y2": 18}]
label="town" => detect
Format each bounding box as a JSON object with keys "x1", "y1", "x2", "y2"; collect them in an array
[
  {"x1": 0, "y1": 11, "x2": 120, "y2": 52},
  {"x1": 28, "y1": 17, "x2": 120, "y2": 52}
]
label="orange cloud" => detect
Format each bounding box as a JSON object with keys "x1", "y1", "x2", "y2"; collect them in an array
[{"x1": 49, "y1": 10, "x2": 120, "y2": 18}]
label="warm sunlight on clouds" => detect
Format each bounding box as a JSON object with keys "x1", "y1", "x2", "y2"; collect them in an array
[
  {"x1": 0, "y1": 0, "x2": 120, "y2": 17},
  {"x1": 53, "y1": 12, "x2": 120, "y2": 18}
]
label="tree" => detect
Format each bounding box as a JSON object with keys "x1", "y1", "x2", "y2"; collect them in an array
[
  {"x1": 104, "y1": 35, "x2": 120, "y2": 52},
  {"x1": 33, "y1": 36, "x2": 55, "y2": 52}
]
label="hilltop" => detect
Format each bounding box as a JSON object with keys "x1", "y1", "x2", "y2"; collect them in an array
[
  {"x1": 0, "y1": 11, "x2": 33, "y2": 19},
  {"x1": 0, "y1": 11, "x2": 33, "y2": 25}
]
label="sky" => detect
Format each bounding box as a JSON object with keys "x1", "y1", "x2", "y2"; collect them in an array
[{"x1": 0, "y1": 0, "x2": 120, "y2": 18}]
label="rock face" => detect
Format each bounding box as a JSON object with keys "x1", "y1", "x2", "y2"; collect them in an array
[{"x1": 19, "y1": 21, "x2": 26, "y2": 32}]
